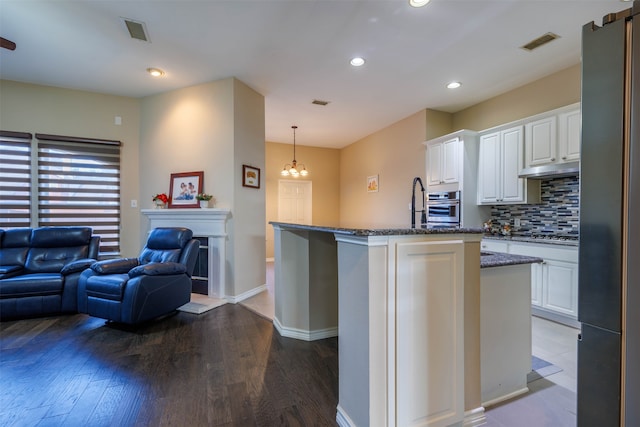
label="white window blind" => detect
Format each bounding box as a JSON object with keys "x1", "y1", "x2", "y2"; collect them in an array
[
  {"x1": 36, "y1": 134, "x2": 121, "y2": 257},
  {"x1": 0, "y1": 131, "x2": 33, "y2": 229}
]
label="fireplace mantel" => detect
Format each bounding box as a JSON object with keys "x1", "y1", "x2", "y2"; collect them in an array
[{"x1": 141, "y1": 208, "x2": 230, "y2": 298}]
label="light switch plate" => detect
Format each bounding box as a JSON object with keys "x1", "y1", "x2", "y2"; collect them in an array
[{"x1": 131, "y1": 199, "x2": 137, "y2": 208}]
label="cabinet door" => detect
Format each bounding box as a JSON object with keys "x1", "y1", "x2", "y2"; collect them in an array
[
  {"x1": 525, "y1": 116, "x2": 557, "y2": 166},
  {"x1": 558, "y1": 109, "x2": 581, "y2": 162},
  {"x1": 531, "y1": 262, "x2": 543, "y2": 307},
  {"x1": 426, "y1": 142, "x2": 443, "y2": 187},
  {"x1": 478, "y1": 132, "x2": 501, "y2": 204},
  {"x1": 396, "y1": 240, "x2": 464, "y2": 426},
  {"x1": 442, "y1": 138, "x2": 460, "y2": 184},
  {"x1": 543, "y1": 259, "x2": 578, "y2": 318},
  {"x1": 500, "y1": 126, "x2": 525, "y2": 203}
]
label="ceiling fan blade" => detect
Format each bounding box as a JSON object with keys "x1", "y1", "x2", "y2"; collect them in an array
[{"x1": 1, "y1": 37, "x2": 16, "y2": 51}]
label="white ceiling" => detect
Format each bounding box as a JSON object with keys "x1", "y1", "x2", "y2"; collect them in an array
[{"x1": 0, "y1": 0, "x2": 630, "y2": 148}]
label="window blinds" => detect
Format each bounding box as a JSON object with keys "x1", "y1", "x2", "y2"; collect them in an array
[
  {"x1": 36, "y1": 134, "x2": 121, "y2": 257},
  {"x1": 0, "y1": 131, "x2": 33, "y2": 229}
]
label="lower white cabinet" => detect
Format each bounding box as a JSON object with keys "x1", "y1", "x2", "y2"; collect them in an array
[
  {"x1": 483, "y1": 239, "x2": 579, "y2": 319},
  {"x1": 543, "y1": 259, "x2": 579, "y2": 316}
]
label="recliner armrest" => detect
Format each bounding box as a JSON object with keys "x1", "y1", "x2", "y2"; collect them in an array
[
  {"x1": 128, "y1": 262, "x2": 187, "y2": 278},
  {"x1": 61, "y1": 258, "x2": 96, "y2": 275},
  {"x1": 0, "y1": 265, "x2": 23, "y2": 280},
  {"x1": 91, "y1": 258, "x2": 139, "y2": 275}
]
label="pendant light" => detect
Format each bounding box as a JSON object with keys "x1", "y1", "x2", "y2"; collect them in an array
[{"x1": 281, "y1": 125, "x2": 308, "y2": 177}]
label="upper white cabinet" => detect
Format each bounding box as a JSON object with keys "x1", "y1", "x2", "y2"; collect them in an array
[
  {"x1": 426, "y1": 136, "x2": 460, "y2": 188},
  {"x1": 525, "y1": 116, "x2": 557, "y2": 166},
  {"x1": 425, "y1": 130, "x2": 490, "y2": 227},
  {"x1": 558, "y1": 108, "x2": 581, "y2": 162},
  {"x1": 477, "y1": 125, "x2": 540, "y2": 205},
  {"x1": 524, "y1": 103, "x2": 581, "y2": 168}
]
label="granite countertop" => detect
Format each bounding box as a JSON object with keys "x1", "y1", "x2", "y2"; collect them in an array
[
  {"x1": 270, "y1": 222, "x2": 483, "y2": 236},
  {"x1": 480, "y1": 251, "x2": 543, "y2": 269},
  {"x1": 483, "y1": 234, "x2": 579, "y2": 247}
]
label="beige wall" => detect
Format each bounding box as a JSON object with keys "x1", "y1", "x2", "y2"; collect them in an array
[
  {"x1": 453, "y1": 64, "x2": 581, "y2": 132},
  {"x1": 140, "y1": 77, "x2": 266, "y2": 297},
  {"x1": 231, "y1": 78, "x2": 267, "y2": 296},
  {"x1": 0, "y1": 80, "x2": 142, "y2": 256},
  {"x1": 339, "y1": 111, "x2": 426, "y2": 228},
  {"x1": 265, "y1": 142, "x2": 341, "y2": 258}
]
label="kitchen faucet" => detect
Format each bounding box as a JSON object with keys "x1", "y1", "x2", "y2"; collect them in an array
[{"x1": 411, "y1": 177, "x2": 427, "y2": 229}]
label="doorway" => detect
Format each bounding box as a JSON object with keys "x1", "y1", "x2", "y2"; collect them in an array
[{"x1": 278, "y1": 180, "x2": 312, "y2": 225}]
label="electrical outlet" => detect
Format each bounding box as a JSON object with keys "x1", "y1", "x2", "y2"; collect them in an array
[{"x1": 131, "y1": 199, "x2": 137, "y2": 208}]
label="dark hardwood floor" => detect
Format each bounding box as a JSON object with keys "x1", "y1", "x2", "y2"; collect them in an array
[{"x1": 0, "y1": 305, "x2": 339, "y2": 427}]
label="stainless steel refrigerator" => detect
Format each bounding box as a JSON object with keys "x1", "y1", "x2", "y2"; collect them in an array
[{"x1": 579, "y1": 2, "x2": 640, "y2": 425}]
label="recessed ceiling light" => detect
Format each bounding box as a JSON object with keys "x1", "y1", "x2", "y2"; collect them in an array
[
  {"x1": 447, "y1": 81, "x2": 462, "y2": 89},
  {"x1": 350, "y1": 57, "x2": 366, "y2": 67},
  {"x1": 147, "y1": 68, "x2": 165, "y2": 77},
  {"x1": 409, "y1": 0, "x2": 430, "y2": 7}
]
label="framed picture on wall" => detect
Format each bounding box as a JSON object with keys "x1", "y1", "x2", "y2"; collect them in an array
[
  {"x1": 242, "y1": 165, "x2": 260, "y2": 189},
  {"x1": 367, "y1": 175, "x2": 379, "y2": 193},
  {"x1": 168, "y1": 171, "x2": 204, "y2": 208}
]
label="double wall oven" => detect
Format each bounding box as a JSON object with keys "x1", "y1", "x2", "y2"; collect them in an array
[{"x1": 426, "y1": 191, "x2": 461, "y2": 228}]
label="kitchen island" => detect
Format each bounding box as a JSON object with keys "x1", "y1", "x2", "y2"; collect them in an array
[
  {"x1": 271, "y1": 222, "x2": 485, "y2": 427},
  {"x1": 479, "y1": 251, "x2": 542, "y2": 407}
]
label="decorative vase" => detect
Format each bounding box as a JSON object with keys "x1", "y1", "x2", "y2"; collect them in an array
[
  {"x1": 154, "y1": 200, "x2": 166, "y2": 209},
  {"x1": 199, "y1": 200, "x2": 209, "y2": 208}
]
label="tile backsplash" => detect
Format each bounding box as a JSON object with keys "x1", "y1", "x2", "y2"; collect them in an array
[{"x1": 490, "y1": 175, "x2": 579, "y2": 236}]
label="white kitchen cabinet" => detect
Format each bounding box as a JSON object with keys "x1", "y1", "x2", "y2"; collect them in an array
[
  {"x1": 507, "y1": 241, "x2": 579, "y2": 321},
  {"x1": 558, "y1": 108, "x2": 581, "y2": 162},
  {"x1": 543, "y1": 259, "x2": 579, "y2": 317},
  {"x1": 524, "y1": 104, "x2": 581, "y2": 169},
  {"x1": 478, "y1": 125, "x2": 540, "y2": 205},
  {"x1": 530, "y1": 262, "x2": 543, "y2": 307},
  {"x1": 480, "y1": 239, "x2": 509, "y2": 253},
  {"x1": 525, "y1": 116, "x2": 557, "y2": 166},
  {"x1": 424, "y1": 130, "x2": 490, "y2": 227},
  {"x1": 426, "y1": 136, "x2": 459, "y2": 188}
]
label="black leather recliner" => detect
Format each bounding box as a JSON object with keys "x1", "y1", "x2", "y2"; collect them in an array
[{"x1": 77, "y1": 227, "x2": 200, "y2": 324}]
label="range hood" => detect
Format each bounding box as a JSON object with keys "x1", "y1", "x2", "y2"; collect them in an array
[{"x1": 518, "y1": 161, "x2": 580, "y2": 179}]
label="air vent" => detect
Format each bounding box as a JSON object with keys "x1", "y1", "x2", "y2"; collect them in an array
[
  {"x1": 123, "y1": 18, "x2": 149, "y2": 42},
  {"x1": 311, "y1": 99, "x2": 330, "y2": 106},
  {"x1": 521, "y1": 32, "x2": 560, "y2": 51}
]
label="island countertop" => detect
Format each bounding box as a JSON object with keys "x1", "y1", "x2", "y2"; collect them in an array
[
  {"x1": 480, "y1": 251, "x2": 542, "y2": 269},
  {"x1": 270, "y1": 221, "x2": 483, "y2": 236}
]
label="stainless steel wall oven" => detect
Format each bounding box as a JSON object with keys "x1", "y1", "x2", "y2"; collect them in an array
[{"x1": 426, "y1": 191, "x2": 460, "y2": 228}]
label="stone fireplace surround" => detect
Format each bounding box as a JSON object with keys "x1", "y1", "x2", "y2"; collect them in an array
[{"x1": 141, "y1": 208, "x2": 230, "y2": 299}]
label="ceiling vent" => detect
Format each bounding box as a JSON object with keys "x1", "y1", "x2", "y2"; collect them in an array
[
  {"x1": 311, "y1": 99, "x2": 330, "y2": 106},
  {"x1": 521, "y1": 32, "x2": 560, "y2": 51},
  {"x1": 123, "y1": 18, "x2": 149, "y2": 42}
]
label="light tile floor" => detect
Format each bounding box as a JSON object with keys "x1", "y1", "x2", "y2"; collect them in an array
[{"x1": 241, "y1": 262, "x2": 580, "y2": 426}]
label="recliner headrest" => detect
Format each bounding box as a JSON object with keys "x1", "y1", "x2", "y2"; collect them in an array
[{"x1": 146, "y1": 227, "x2": 193, "y2": 250}]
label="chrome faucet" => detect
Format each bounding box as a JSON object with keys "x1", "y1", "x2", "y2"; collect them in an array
[{"x1": 411, "y1": 177, "x2": 427, "y2": 229}]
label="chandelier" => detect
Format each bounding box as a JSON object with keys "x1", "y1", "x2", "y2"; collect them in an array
[{"x1": 281, "y1": 125, "x2": 308, "y2": 177}]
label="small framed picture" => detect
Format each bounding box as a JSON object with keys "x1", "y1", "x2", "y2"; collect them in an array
[
  {"x1": 168, "y1": 171, "x2": 204, "y2": 208},
  {"x1": 367, "y1": 175, "x2": 379, "y2": 193},
  {"x1": 242, "y1": 165, "x2": 260, "y2": 189}
]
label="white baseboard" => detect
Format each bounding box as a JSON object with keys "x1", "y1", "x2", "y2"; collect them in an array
[
  {"x1": 336, "y1": 405, "x2": 356, "y2": 427},
  {"x1": 463, "y1": 406, "x2": 487, "y2": 426},
  {"x1": 482, "y1": 386, "x2": 529, "y2": 408},
  {"x1": 226, "y1": 284, "x2": 267, "y2": 304},
  {"x1": 273, "y1": 316, "x2": 338, "y2": 341}
]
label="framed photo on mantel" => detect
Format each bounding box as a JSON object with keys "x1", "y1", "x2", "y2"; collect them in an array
[{"x1": 168, "y1": 171, "x2": 204, "y2": 208}]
